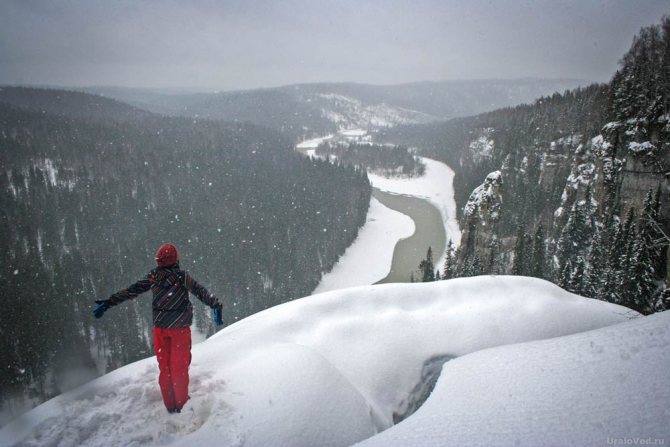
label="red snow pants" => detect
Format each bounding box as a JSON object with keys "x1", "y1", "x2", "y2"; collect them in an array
[{"x1": 153, "y1": 327, "x2": 191, "y2": 411}]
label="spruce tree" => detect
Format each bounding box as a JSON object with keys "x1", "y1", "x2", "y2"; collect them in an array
[
  {"x1": 558, "y1": 260, "x2": 572, "y2": 290},
  {"x1": 471, "y1": 256, "x2": 483, "y2": 277},
  {"x1": 599, "y1": 267, "x2": 622, "y2": 304},
  {"x1": 512, "y1": 224, "x2": 527, "y2": 276},
  {"x1": 568, "y1": 256, "x2": 587, "y2": 296},
  {"x1": 588, "y1": 227, "x2": 608, "y2": 300},
  {"x1": 618, "y1": 208, "x2": 638, "y2": 302},
  {"x1": 530, "y1": 223, "x2": 546, "y2": 279},
  {"x1": 419, "y1": 247, "x2": 435, "y2": 282},
  {"x1": 442, "y1": 239, "x2": 457, "y2": 279},
  {"x1": 640, "y1": 188, "x2": 664, "y2": 274},
  {"x1": 487, "y1": 237, "x2": 500, "y2": 275},
  {"x1": 626, "y1": 225, "x2": 658, "y2": 314},
  {"x1": 582, "y1": 184, "x2": 596, "y2": 228}
]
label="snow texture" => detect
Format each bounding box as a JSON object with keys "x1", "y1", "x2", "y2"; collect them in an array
[
  {"x1": 313, "y1": 197, "x2": 414, "y2": 294},
  {"x1": 628, "y1": 141, "x2": 656, "y2": 155},
  {"x1": 358, "y1": 309, "x2": 670, "y2": 447},
  {"x1": 592, "y1": 134, "x2": 613, "y2": 157},
  {"x1": 468, "y1": 130, "x2": 495, "y2": 164},
  {"x1": 463, "y1": 170, "x2": 503, "y2": 224},
  {"x1": 566, "y1": 163, "x2": 596, "y2": 189},
  {"x1": 0, "y1": 276, "x2": 638, "y2": 447}
]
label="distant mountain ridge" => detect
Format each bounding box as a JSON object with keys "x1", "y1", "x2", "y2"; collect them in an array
[
  {"x1": 80, "y1": 78, "x2": 589, "y2": 140},
  {"x1": 0, "y1": 86, "x2": 153, "y2": 123}
]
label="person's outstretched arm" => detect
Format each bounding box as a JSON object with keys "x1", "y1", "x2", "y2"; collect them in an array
[
  {"x1": 185, "y1": 273, "x2": 224, "y2": 325},
  {"x1": 184, "y1": 273, "x2": 219, "y2": 308},
  {"x1": 109, "y1": 275, "x2": 153, "y2": 305},
  {"x1": 93, "y1": 274, "x2": 152, "y2": 318}
]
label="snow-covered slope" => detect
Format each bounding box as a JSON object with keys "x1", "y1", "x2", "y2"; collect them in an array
[
  {"x1": 306, "y1": 93, "x2": 439, "y2": 129},
  {"x1": 358, "y1": 309, "x2": 670, "y2": 447},
  {"x1": 0, "y1": 277, "x2": 642, "y2": 447}
]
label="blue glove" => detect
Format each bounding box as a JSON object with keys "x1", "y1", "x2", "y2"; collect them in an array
[
  {"x1": 93, "y1": 300, "x2": 111, "y2": 319},
  {"x1": 213, "y1": 303, "x2": 223, "y2": 326}
]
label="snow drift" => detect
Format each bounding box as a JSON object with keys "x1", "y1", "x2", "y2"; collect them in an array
[
  {"x1": 0, "y1": 276, "x2": 648, "y2": 447},
  {"x1": 358, "y1": 309, "x2": 670, "y2": 447}
]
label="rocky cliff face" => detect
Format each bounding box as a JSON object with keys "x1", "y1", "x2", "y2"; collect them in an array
[
  {"x1": 459, "y1": 111, "x2": 669, "y2": 272},
  {"x1": 425, "y1": 17, "x2": 670, "y2": 313},
  {"x1": 461, "y1": 171, "x2": 503, "y2": 260},
  {"x1": 598, "y1": 116, "x2": 670, "y2": 218}
]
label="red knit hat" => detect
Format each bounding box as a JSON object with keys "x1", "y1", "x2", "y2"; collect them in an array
[{"x1": 155, "y1": 243, "x2": 179, "y2": 267}]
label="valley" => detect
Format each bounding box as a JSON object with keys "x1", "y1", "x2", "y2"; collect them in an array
[{"x1": 295, "y1": 128, "x2": 457, "y2": 289}]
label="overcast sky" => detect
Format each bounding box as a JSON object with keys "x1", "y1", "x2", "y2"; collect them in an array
[{"x1": 1, "y1": 0, "x2": 668, "y2": 91}]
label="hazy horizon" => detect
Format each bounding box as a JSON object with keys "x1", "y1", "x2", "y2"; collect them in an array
[
  {"x1": 1, "y1": 0, "x2": 669, "y2": 91},
  {"x1": 3, "y1": 75, "x2": 596, "y2": 95}
]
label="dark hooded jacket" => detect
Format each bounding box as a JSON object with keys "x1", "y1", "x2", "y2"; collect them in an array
[{"x1": 109, "y1": 264, "x2": 219, "y2": 328}]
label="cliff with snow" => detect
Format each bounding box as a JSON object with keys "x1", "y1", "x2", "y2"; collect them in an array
[{"x1": 3, "y1": 277, "x2": 667, "y2": 447}]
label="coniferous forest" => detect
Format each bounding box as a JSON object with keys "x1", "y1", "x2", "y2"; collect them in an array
[
  {"x1": 0, "y1": 88, "x2": 371, "y2": 407},
  {"x1": 315, "y1": 143, "x2": 426, "y2": 178},
  {"x1": 394, "y1": 18, "x2": 670, "y2": 315}
]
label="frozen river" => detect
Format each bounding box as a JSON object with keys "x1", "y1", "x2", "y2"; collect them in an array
[
  {"x1": 296, "y1": 132, "x2": 460, "y2": 292},
  {"x1": 372, "y1": 188, "x2": 446, "y2": 283}
]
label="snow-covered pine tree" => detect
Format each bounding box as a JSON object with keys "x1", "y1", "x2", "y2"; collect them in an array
[
  {"x1": 625, "y1": 234, "x2": 657, "y2": 314},
  {"x1": 469, "y1": 255, "x2": 484, "y2": 277},
  {"x1": 443, "y1": 239, "x2": 457, "y2": 280},
  {"x1": 587, "y1": 225, "x2": 609, "y2": 300},
  {"x1": 567, "y1": 256, "x2": 588, "y2": 297},
  {"x1": 558, "y1": 260, "x2": 572, "y2": 290}
]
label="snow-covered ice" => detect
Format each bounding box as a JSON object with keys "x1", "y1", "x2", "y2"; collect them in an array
[
  {"x1": 368, "y1": 157, "x2": 461, "y2": 266},
  {"x1": 1, "y1": 276, "x2": 646, "y2": 447},
  {"x1": 339, "y1": 128, "x2": 368, "y2": 137},
  {"x1": 295, "y1": 134, "x2": 334, "y2": 149},
  {"x1": 313, "y1": 197, "x2": 414, "y2": 294}
]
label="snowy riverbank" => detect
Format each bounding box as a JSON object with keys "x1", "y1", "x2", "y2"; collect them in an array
[
  {"x1": 314, "y1": 155, "x2": 461, "y2": 292},
  {"x1": 313, "y1": 197, "x2": 414, "y2": 294},
  {"x1": 368, "y1": 157, "x2": 461, "y2": 267}
]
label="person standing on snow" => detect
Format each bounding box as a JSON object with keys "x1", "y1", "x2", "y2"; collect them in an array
[{"x1": 92, "y1": 243, "x2": 224, "y2": 414}]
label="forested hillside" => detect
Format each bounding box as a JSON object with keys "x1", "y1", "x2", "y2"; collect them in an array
[
  {"x1": 84, "y1": 79, "x2": 586, "y2": 142},
  {"x1": 386, "y1": 18, "x2": 670, "y2": 314},
  {"x1": 0, "y1": 88, "x2": 371, "y2": 412}
]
